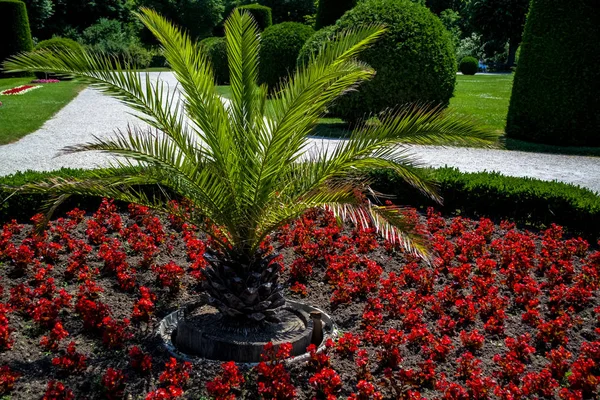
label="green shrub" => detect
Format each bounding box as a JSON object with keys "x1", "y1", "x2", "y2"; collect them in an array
[
  {"x1": 506, "y1": 0, "x2": 600, "y2": 146},
  {"x1": 34, "y1": 37, "x2": 83, "y2": 79},
  {"x1": 459, "y1": 56, "x2": 478, "y2": 75},
  {"x1": 297, "y1": 25, "x2": 336, "y2": 66},
  {"x1": 238, "y1": 3, "x2": 272, "y2": 30},
  {"x1": 0, "y1": 0, "x2": 33, "y2": 71},
  {"x1": 369, "y1": 167, "x2": 600, "y2": 241},
  {"x1": 314, "y1": 0, "x2": 356, "y2": 29},
  {"x1": 200, "y1": 36, "x2": 229, "y2": 84},
  {"x1": 2, "y1": 167, "x2": 598, "y2": 242},
  {"x1": 300, "y1": 0, "x2": 457, "y2": 122},
  {"x1": 259, "y1": 22, "x2": 314, "y2": 89},
  {"x1": 81, "y1": 18, "x2": 152, "y2": 69},
  {"x1": 35, "y1": 37, "x2": 82, "y2": 53}
]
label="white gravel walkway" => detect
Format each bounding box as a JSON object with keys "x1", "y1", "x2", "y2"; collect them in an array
[{"x1": 1, "y1": 72, "x2": 599, "y2": 194}]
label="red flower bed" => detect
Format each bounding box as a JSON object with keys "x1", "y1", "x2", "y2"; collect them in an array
[
  {"x1": 0, "y1": 200, "x2": 599, "y2": 399},
  {"x1": 0, "y1": 85, "x2": 41, "y2": 95}
]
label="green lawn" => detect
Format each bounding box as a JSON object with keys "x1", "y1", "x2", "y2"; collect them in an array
[
  {"x1": 0, "y1": 77, "x2": 86, "y2": 145},
  {"x1": 216, "y1": 75, "x2": 600, "y2": 156},
  {"x1": 449, "y1": 74, "x2": 513, "y2": 134}
]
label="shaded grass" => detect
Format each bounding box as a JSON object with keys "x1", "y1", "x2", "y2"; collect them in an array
[{"x1": 0, "y1": 77, "x2": 86, "y2": 145}]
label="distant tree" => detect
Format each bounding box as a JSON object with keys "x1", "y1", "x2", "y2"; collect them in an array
[
  {"x1": 314, "y1": 0, "x2": 356, "y2": 29},
  {"x1": 136, "y1": 0, "x2": 224, "y2": 41},
  {"x1": 21, "y1": 0, "x2": 53, "y2": 37},
  {"x1": 42, "y1": 0, "x2": 133, "y2": 39},
  {"x1": 425, "y1": 0, "x2": 465, "y2": 14},
  {"x1": 254, "y1": 0, "x2": 315, "y2": 23},
  {"x1": 467, "y1": 0, "x2": 530, "y2": 67}
]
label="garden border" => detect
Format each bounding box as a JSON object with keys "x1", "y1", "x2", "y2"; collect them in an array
[{"x1": 1, "y1": 167, "x2": 598, "y2": 241}]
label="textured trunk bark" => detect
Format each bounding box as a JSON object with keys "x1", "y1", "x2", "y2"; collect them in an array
[{"x1": 506, "y1": 39, "x2": 518, "y2": 68}]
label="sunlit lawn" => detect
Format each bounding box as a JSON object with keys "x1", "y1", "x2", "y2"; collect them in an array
[{"x1": 0, "y1": 77, "x2": 86, "y2": 145}]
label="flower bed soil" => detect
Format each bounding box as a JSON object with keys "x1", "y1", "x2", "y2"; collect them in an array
[{"x1": 0, "y1": 200, "x2": 599, "y2": 399}]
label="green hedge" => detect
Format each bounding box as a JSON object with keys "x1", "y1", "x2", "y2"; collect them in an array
[
  {"x1": 258, "y1": 22, "x2": 314, "y2": 89},
  {"x1": 0, "y1": 0, "x2": 33, "y2": 71},
  {"x1": 369, "y1": 168, "x2": 600, "y2": 241},
  {"x1": 200, "y1": 36, "x2": 229, "y2": 85},
  {"x1": 506, "y1": 0, "x2": 600, "y2": 146},
  {"x1": 2, "y1": 167, "x2": 599, "y2": 242},
  {"x1": 314, "y1": 0, "x2": 356, "y2": 30},
  {"x1": 238, "y1": 3, "x2": 272, "y2": 30},
  {"x1": 300, "y1": 0, "x2": 457, "y2": 123}
]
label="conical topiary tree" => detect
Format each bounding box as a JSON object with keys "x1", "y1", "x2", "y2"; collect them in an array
[
  {"x1": 0, "y1": 0, "x2": 33, "y2": 68},
  {"x1": 314, "y1": 0, "x2": 357, "y2": 30},
  {"x1": 506, "y1": 0, "x2": 600, "y2": 146}
]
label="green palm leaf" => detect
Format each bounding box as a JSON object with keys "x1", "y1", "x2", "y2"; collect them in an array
[{"x1": 2, "y1": 8, "x2": 499, "y2": 321}]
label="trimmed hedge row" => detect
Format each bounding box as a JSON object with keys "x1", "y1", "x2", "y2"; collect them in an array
[
  {"x1": 1, "y1": 168, "x2": 599, "y2": 241},
  {"x1": 506, "y1": 0, "x2": 600, "y2": 146},
  {"x1": 0, "y1": 0, "x2": 33, "y2": 68},
  {"x1": 369, "y1": 168, "x2": 600, "y2": 241}
]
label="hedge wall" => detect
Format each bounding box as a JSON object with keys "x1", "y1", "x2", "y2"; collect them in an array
[
  {"x1": 238, "y1": 3, "x2": 272, "y2": 30},
  {"x1": 506, "y1": 0, "x2": 600, "y2": 146},
  {"x1": 0, "y1": 0, "x2": 33, "y2": 68},
  {"x1": 369, "y1": 168, "x2": 600, "y2": 241},
  {"x1": 2, "y1": 167, "x2": 598, "y2": 242}
]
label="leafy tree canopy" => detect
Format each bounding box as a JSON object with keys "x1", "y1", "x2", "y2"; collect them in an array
[{"x1": 467, "y1": 0, "x2": 530, "y2": 66}]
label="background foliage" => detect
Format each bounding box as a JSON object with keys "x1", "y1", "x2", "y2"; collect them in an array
[{"x1": 314, "y1": 0, "x2": 356, "y2": 30}]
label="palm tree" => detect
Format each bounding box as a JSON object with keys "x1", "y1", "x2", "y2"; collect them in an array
[{"x1": 3, "y1": 9, "x2": 498, "y2": 323}]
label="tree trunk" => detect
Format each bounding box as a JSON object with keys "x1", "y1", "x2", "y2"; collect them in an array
[{"x1": 506, "y1": 38, "x2": 518, "y2": 68}]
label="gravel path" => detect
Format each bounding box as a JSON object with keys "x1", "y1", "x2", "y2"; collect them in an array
[{"x1": 1, "y1": 72, "x2": 599, "y2": 194}]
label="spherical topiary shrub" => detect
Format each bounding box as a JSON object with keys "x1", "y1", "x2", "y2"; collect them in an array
[
  {"x1": 34, "y1": 37, "x2": 84, "y2": 79},
  {"x1": 459, "y1": 56, "x2": 478, "y2": 75},
  {"x1": 0, "y1": 0, "x2": 33, "y2": 73},
  {"x1": 506, "y1": 0, "x2": 600, "y2": 146},
  {"x1": 238, "y1": 4, "x2": 272, "y2": 30},
  {"x1": 200, "y1": 36, "x2": 229, "y2": 85},
  {"x1": 300, "y1": 0, "x2": 457, "y2": 122},
  {"x1": 35, "y1": 37, "x2": 83, "y2": 53},
  {"x1": 297, "y1": 25, "x2": 336, "y2": 67},
  {"x1": 258, "y1": 22, "x2": 314, "y2": 89}
]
